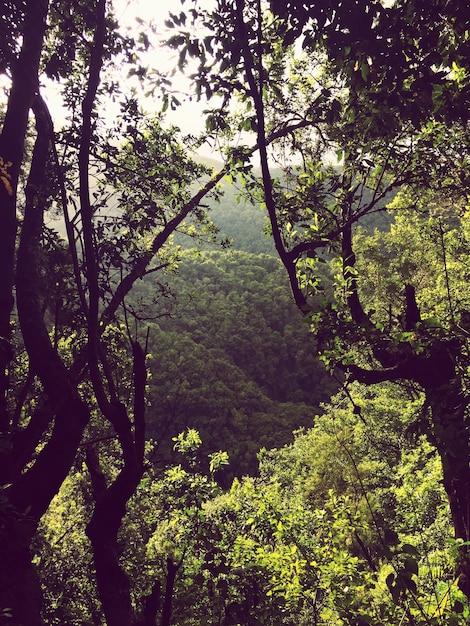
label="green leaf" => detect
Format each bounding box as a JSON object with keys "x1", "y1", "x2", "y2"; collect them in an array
[{"x1": 360, "y1": 62, "x2": 369, "y2": 82}]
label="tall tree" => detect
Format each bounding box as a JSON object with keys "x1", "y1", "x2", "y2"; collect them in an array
[
  {"x1": 0, "y1": 3, "x2": 52, "y2": 623},
  {"x1": 0, "y1": 0, "x2": 49, "y2": 466},
  {"x1": 0, "y1": 1, "x2": 229, "y2": 623},
  {"x1": 168, "y1": 0, "x2": 470, "y2": 598}
]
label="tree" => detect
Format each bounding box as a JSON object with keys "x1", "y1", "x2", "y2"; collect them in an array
[
  {"x1": 0, "y1": 1, "x2": 231, "y2": 623},
  {"x1": 36, "y1": 383, "x2": 469, "y2": 625},
  {"x1": 167, "y1": 0, "x2": 470, "y2": 600},
  {"x1": 250, "y1": 384, "x2": 467, "y2": 625},
  {"x1": 269, "y1": 0, "x2": 470, "y2": 131}
]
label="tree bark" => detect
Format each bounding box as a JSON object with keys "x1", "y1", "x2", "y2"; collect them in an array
[
  {"x1": 85, "y1": 423, "x2": 144, "y2": 626},
  {"x1": 86, "y1": 442, "x2": 138, "y2": 626},
  {"x1": 0, "y1": 0, "x2": 49, "y2": 476},
  {"x1": 0, "y1": 515, "x2": 43, "y2": 626},
  {"x1": 0, "y1": 7, "x2": 50, "y2": 617},
  {"x1": 426, "y1": 377, "x2": 470, "y2": 598},
  {"x1": 351, "y1": 341, "x2": 470, "y2": 596},
  {"x1": 160, "y1": 557, "x2": 181, "y2": 626},
  {"x1": 86, "y1": 341, "x2": 147, "y2": 626},
  {"x1": 12, "y1": 94, "x2": 90, "y2": 519},
  {"x1": 141, "y1": 581, "x2": 161, "y2": 626},
  {"x1": 0, "y1": 92, "x2": 89, "y2": 626}
]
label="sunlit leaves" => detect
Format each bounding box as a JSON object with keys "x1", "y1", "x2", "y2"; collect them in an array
[
  {"x1": 208, "y1": 450, "x2": 229, "y2": 474},
  {"x1": 173, "y1": 428, "x2": 202, "y2": 454},
  {"x1": 271, "y1": 0, "x2": 470, "y2": 130}
]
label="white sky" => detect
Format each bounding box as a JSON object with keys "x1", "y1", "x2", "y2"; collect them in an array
[
  {"x1": 0, "y1": 1, "x2": 225, "y2": 159},
  {"x1": 24, "y1": 0, "x2": 213, "y2": 154},
  {"x1": 112, "y1": 0, "x2": 213, "y2": 138}
]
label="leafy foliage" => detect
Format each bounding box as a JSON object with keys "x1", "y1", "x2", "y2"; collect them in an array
[
  {"x1": 2, "y1": 0, "x2": 470, "y2": 624},
  {"x1": 163, "y1": 0, "x2": 470, "y2": 602}
]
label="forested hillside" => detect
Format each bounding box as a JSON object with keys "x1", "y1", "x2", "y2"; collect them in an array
[
  {"x1": 139, "y1": 245, "x2": 337, "y2": 479},
  {"x1": 1, "y1": 1, "x2": 470, "y2": 626},
  {"x1": 205, "y1": 182, "x2": 275, "y2": 254}
]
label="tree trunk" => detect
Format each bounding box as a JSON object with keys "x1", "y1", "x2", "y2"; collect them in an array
[
  {"x1": 426, "y1": 380, "x2": 470, "y2": 598},
  {"x1": 141, "y1": 581, "x2": 161, "y2": 626},
  {"x1": 351, "y1": 343, "x2": 470, "y2": 597},
  {"x1": 85, "y1": 320, "x2": 147, "y2": 625},
  {"x1": 0, "y1": 0, "x2": 49, "y2": 473},
  {"x1": 160, "y1": 558, "x2": 181, "y2": 626},
  {"x1": 0, "y1": 91, "x2": 90, "y2": 626},
  {"x1": 0, "y1": 5, "x2": 50, "y2": 619},
  {"x1": 86, "y1": 441, "x2": 140, "y2": 626},
  {"x1": 0, "y1": 517, "x2": 43, "y2": 626},
  {"x1": 86, "y1": 338, "x2": 147, "y2": 626}
]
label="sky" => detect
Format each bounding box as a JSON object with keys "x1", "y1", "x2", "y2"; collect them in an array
[
  {"x1": 0, "y1": 0, "x2": 225, "y2": 159},
  {"x1": 21, "y1": 0, "x2": 212, "y2": 150},
  {"x1": 113, "y1": 0, "x2": 213, "y2": 138}
]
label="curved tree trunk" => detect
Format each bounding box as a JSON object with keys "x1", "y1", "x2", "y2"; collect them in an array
[
  {"x1": 0, "y1": 3, "x2": 49, "y2": 621},
  {"x1": 86, "y1": 443, "x2": 139, "y2": 626},
  {"x1": 86, "y1": 342, "x2": 147, "y2": 626},
  {"x1": 1, "y1": 89, "x2": 90, "y2": 625},
  {"x1": 0, "y1": 0, "x2": 49, "y2": 475},
  {"x1": 86, "y1": 428, "x2": 145, "y2": 626},
  {"x1": 350, "y1": 343, "x2": 470, "y2": 597},
  {"x1": 426, "y1": 379, "x2": 470, "y2": 598}
]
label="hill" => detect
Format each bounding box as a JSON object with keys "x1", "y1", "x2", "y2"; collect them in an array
[{"x1": 134, "y1": 248, "x2": 337, "y2": 480}]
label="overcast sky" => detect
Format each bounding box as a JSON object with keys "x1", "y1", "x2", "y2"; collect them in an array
[
  {"x1": 113, "y1": 0, "x2": 213, "y2": 138},
  {"x1": 0, "y1": 1, "x2": 222, "y2": 159}
]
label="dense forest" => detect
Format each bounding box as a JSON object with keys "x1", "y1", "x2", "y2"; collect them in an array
[
  {"x1": 139, "y1": 184, "x2": 337, "y2": 480},
  {"x1": 1, "y1": 1, "x2": 470, "y2": 625}
]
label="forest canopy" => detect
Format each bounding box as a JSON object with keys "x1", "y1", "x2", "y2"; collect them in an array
[{"x1": 0, "y1": 1, "x2": 470, "y2": 625}]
